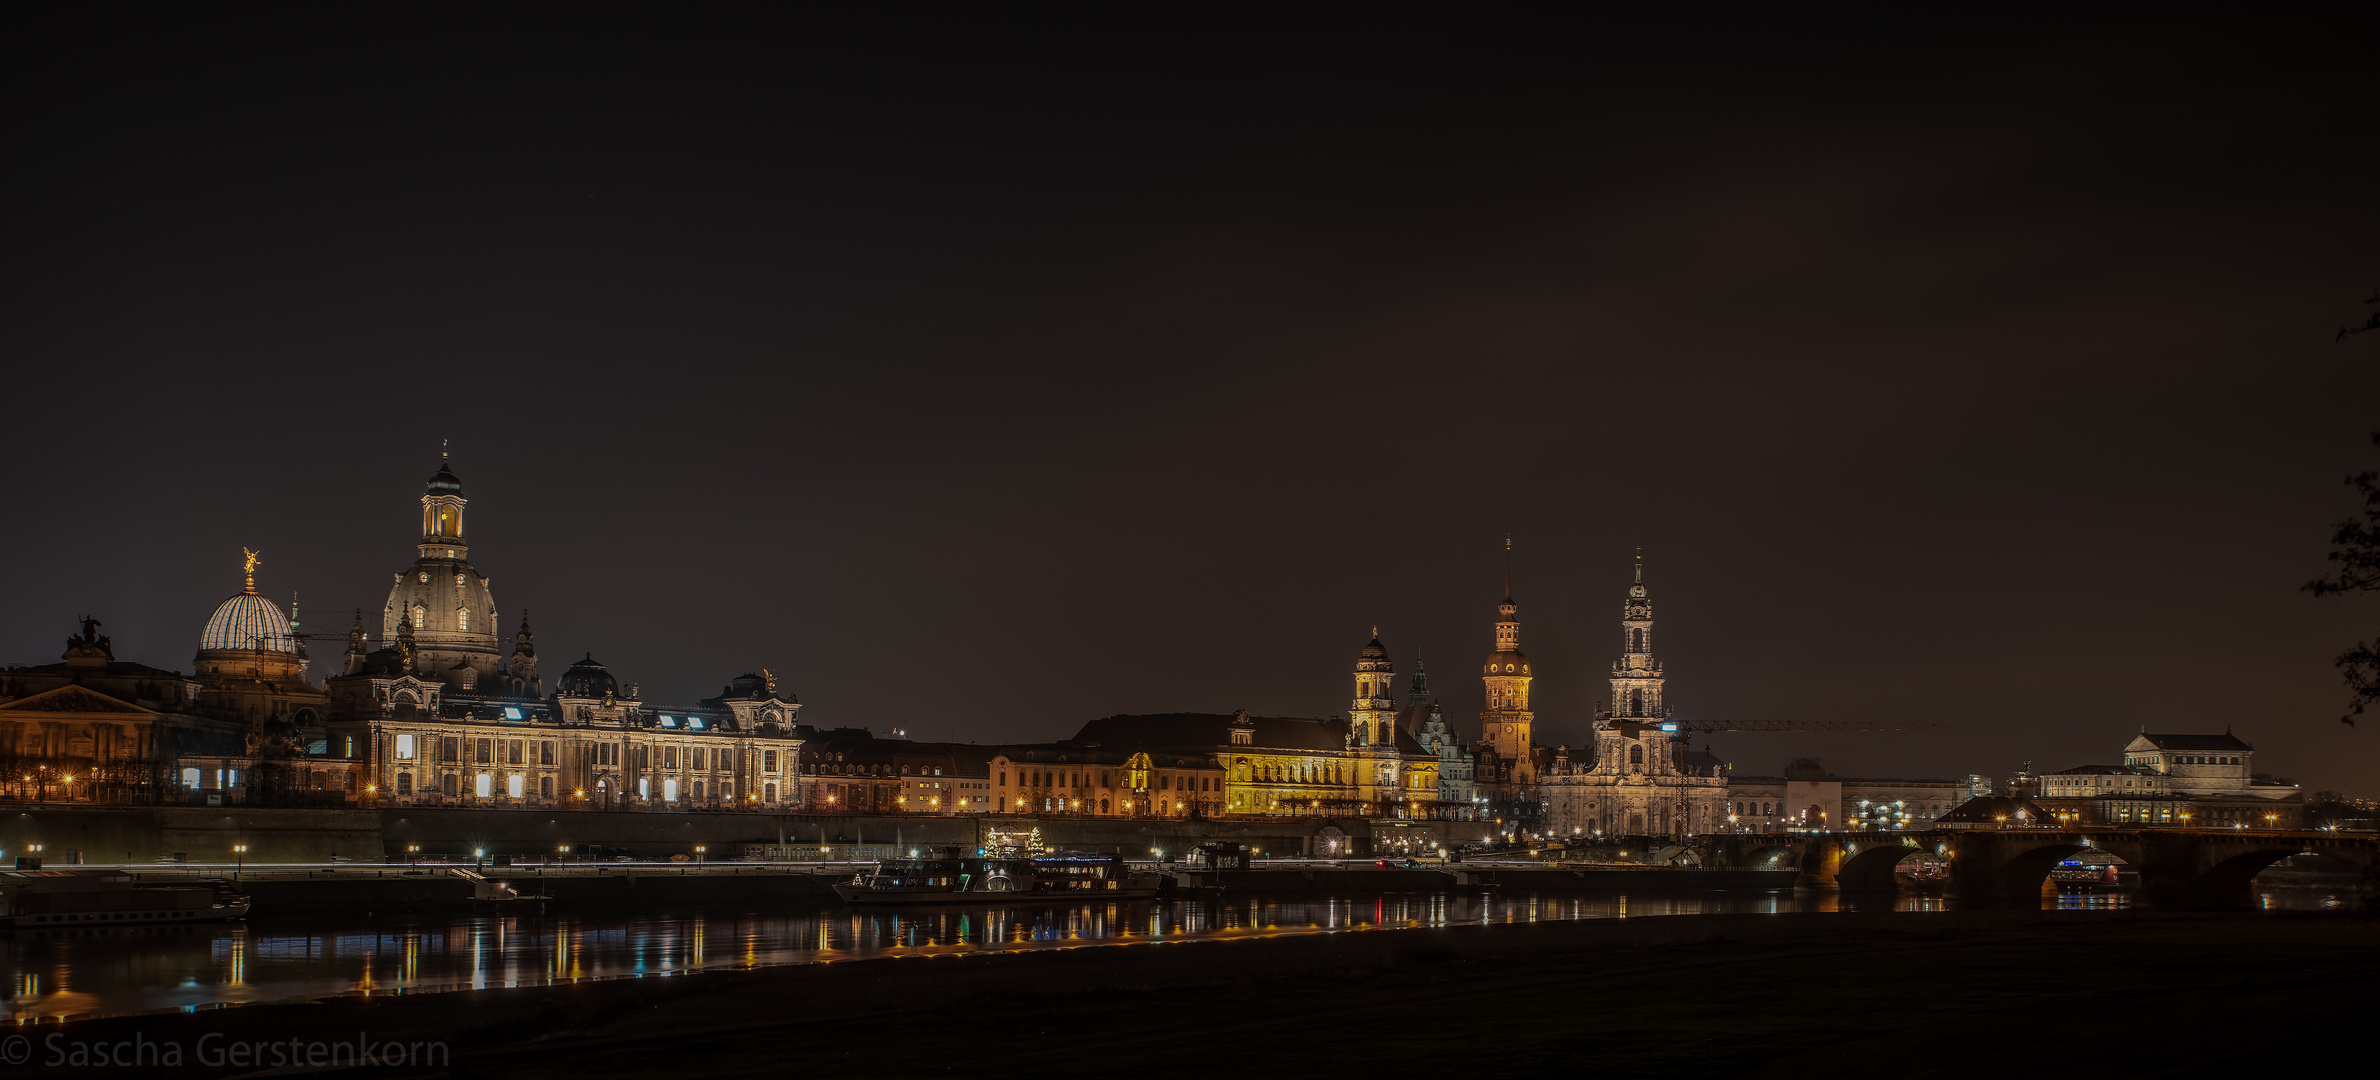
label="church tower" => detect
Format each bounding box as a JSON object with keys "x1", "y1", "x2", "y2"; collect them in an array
[
  {"x1": 1350, "y1": 633, "x2": 1397, "y2": 747},
  {"x1": 1607, "y1": 550, "x2": 1664, "y2": 720},
  {"x1": 1479, "y1": 539, "x2": 1534, "y2": 762}
]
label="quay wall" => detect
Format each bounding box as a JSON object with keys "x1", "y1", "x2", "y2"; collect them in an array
[{"x1": 0, "y1": 804, "x2": 1498, "y2": 863}]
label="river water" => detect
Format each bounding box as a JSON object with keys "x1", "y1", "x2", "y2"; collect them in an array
[{"x1": 0, "y1": 884, "x2": 2352, "y2": 1022}]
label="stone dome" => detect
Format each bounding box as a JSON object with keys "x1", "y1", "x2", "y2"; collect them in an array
[
  {"x1": 200, "y1": 591, "x2": 296, "y2": 654},
  {"x1": 558, "y1": 654, "x2": 618, "y2": 698},
  {"x1": 426, "y1": 462, "x2": 464, "y2": 494},
  {"x1": 1481, "y1": 650, "x2": 1530, "y2": 676}
]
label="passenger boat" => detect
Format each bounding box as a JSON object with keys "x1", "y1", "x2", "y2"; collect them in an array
[
  {"x1": 831, "y1": 849, "x2": 1162, "y2": 905},
  {"x1": 0, "y1": 869, "x2": 252, "y2": 928}
]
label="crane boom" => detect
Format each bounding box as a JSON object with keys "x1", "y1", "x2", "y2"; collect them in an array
[{"x1": 1670, "y1": 719, "x2": 1947, "y2": 733}]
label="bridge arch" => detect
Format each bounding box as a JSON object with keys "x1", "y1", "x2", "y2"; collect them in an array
[
  {"x1": 1743, "y1": 845, "x2": 1799, "y2": 871},
  {"x1": 2196, "y1": 848, "x2": 2311, "y2": 907},
  {"x1": 1995, "y1": 843, "x2": 2089, "y2": 900},
  {"x1": 1837, "y1": 843, "x2": 1928, "y2": 891}
]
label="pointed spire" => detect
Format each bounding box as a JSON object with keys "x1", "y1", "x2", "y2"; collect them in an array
[{"x1": 1504, "y1": 535, "x2": 1514, "y2": 604}]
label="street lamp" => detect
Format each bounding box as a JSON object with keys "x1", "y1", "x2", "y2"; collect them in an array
[
  {"x1": 694, "y1": 845, "x2": 706, "y2": 865},
  {"x1": 232, "y1": 844, "x2": 248, "y2": 876}
]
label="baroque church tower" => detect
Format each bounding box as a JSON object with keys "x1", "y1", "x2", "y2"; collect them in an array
[
  {"x1": 1350, "y1": 633, "x2": 1397, "y2": 747},
  {"x1": 1607, "y1": 551, "x2": 1664, "y2": 720},
  {"x1": 1479, "y1": 540, "x2": 1533, "y2": 762}
]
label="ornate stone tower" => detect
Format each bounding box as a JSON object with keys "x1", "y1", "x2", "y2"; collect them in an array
[
  {"x1": 1350, "y1": 632, "x2": 1397, "y2": 747},
  {"x1": 507, "y1": 611, "x2": 540, "y2": 692},
  {"x1": 381, "y1": 457, "x2": 501, "y2": 689},
  {"x1": 1479, "y1": 540, "x2": 1534, "y2": 762},
  {"x1": 1607, "y1": 551, "x2": 1664, "y2": 720}
]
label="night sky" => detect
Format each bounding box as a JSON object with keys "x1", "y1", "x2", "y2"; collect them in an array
[{"x1": 7, "y1": 10, "x2": 2376, "y2": 792}]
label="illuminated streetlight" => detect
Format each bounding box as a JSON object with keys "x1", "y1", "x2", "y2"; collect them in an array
[{"x1": 232, "y1": 843, "x2": 248, "y2": 876}]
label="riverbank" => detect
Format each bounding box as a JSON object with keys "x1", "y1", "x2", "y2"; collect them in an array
[{"x1": 24, "y1": 908, "x2": 2377, "y2": 1078}]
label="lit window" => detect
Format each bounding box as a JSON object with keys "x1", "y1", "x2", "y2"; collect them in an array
[
  {"x1": 396, "y1": 734, "x2": 416, "y2": 760},
  {"x1": 503, "y1": 707, "x2": 522, "y2": 721}
]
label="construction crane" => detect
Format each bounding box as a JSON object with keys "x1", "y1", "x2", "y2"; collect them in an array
[{"x1": 1664, "y1": 718, "x2": 1947, "y2": 733}]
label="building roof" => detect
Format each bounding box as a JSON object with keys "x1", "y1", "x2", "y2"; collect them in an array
[
  {"x1": 1936, "y1": 795, "x2": 2052, "y2": 825},
  {"x1": 199, "y1": 591, "x2": 297, "y2": 654},
  {"x1": 2129, "y1": 732, "x2": 2254, "y2": 752},
  {"x1": 1071, "y1": 712, "x2": 1334, "y2": 751},
  {"x1": 2049, "y1": 763, "x2": 2162, "y2": 776}
]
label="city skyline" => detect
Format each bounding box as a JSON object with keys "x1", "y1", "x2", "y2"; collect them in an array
[{"x1": 5, "y1": 9, "x2": 2375, "y2": 795}]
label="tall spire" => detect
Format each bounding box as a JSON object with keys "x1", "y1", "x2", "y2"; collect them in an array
[{"x1": 1504, "y1": 535, "x2": 1514, "y2": 604}]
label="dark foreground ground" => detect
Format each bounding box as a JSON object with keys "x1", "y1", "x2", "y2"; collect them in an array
[{"x1": 26, "y1": 908, "x2": 2378, "y2": 1078}]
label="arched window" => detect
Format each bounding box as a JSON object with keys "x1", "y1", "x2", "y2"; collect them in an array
[
  {"x1": 508, "y1": 774, "x2": 524, "y2": 798},
  {"x1": 457, "y1": 608, "x2": 470, "y2": 632},
  {"x1": 412, "y1": 603, "x2": 427, "y2": 629},
  {"x1": 1628, "y1": 689, "x2": 1642, "y2": 716},
  {"x1": 1629, "y1": 745, "x2": 1645, "y2": 769},
  {"x1": 540, "y1": 776, "x2": 554, "y2": 798}
]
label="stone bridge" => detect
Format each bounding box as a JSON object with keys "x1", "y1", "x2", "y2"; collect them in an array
[{"x1": 1706, "y1": 829, "x2": 2379, "y2": 906}]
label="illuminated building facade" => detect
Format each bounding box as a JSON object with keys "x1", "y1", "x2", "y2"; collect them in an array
[
  {"x1": 306, "y1": 461, "x2": 804, "y2": 810},
  {"x1": 2030, "y1": 731, "x2": 2304, "y2": 828},
  {"x1": 0, "y1": 621, "x2": 243, "y2": 803},
  {"x1": 1724, "y1": 759, "x2": 1963, "y2": 833}
]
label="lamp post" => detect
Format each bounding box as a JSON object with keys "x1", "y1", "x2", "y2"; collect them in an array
[
  {"x1": 694, "y1": 845, "x2": 706, "y2": 866},
  {"x1": 232, "y1": 843, "x2": 247, "y2": 879}
]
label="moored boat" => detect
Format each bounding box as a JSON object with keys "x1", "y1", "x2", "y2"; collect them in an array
[
  {"x1": 831, "y1": 849, "x2": 1162, "y2": 905},
  {"x1": 0, "y1": 869, "x2": 251, "y2": 928}
]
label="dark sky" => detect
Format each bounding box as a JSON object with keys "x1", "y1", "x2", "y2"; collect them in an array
[{"x1": 7, "y1": 9, "x2": 2377, "y2": 792}]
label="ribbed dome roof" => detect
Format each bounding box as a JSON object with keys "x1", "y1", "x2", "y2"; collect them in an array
[
  {"x1": 426, "y1": 462, "x2": 463, "y2": 494},
  {"x1": 558, "y1": 653, "x2": 618, "y2": 698},
  {"x1": 200, "y1": 592, "x2": 296, "y2": 654}
]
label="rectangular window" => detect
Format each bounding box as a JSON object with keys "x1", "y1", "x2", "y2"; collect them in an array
[
  {"x1": 665, "y1": 746, "x2": 679, "y2": 769},
  {"x1": 396, "y1": 734, "x2": 416, "y2": 760},
  {"x1": 474, "y1": 738, "x2": 493, "y2": 764},
  {"x1": 439, "y1": 737, "x2": 460, "y2": 763},
  {"x1": 539, "y1": 742, "x2": 554, "y2": 766},
  {"x1": 764, "y1": 750, "x2": 778, "y2": 773},
  {"x1": 691, "y1": 747, "x2": 705, "y2": 771},
  {"x1": 509, "y1": 740, "x2": 525, "y2": 765},
  {"x1": 396, "y1": 773, "x2": 413, "y2": 795}
]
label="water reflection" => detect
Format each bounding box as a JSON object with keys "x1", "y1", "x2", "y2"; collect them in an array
[{"x1": 0, "y1": 884, "x2": 2337, "y2": 1022}]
